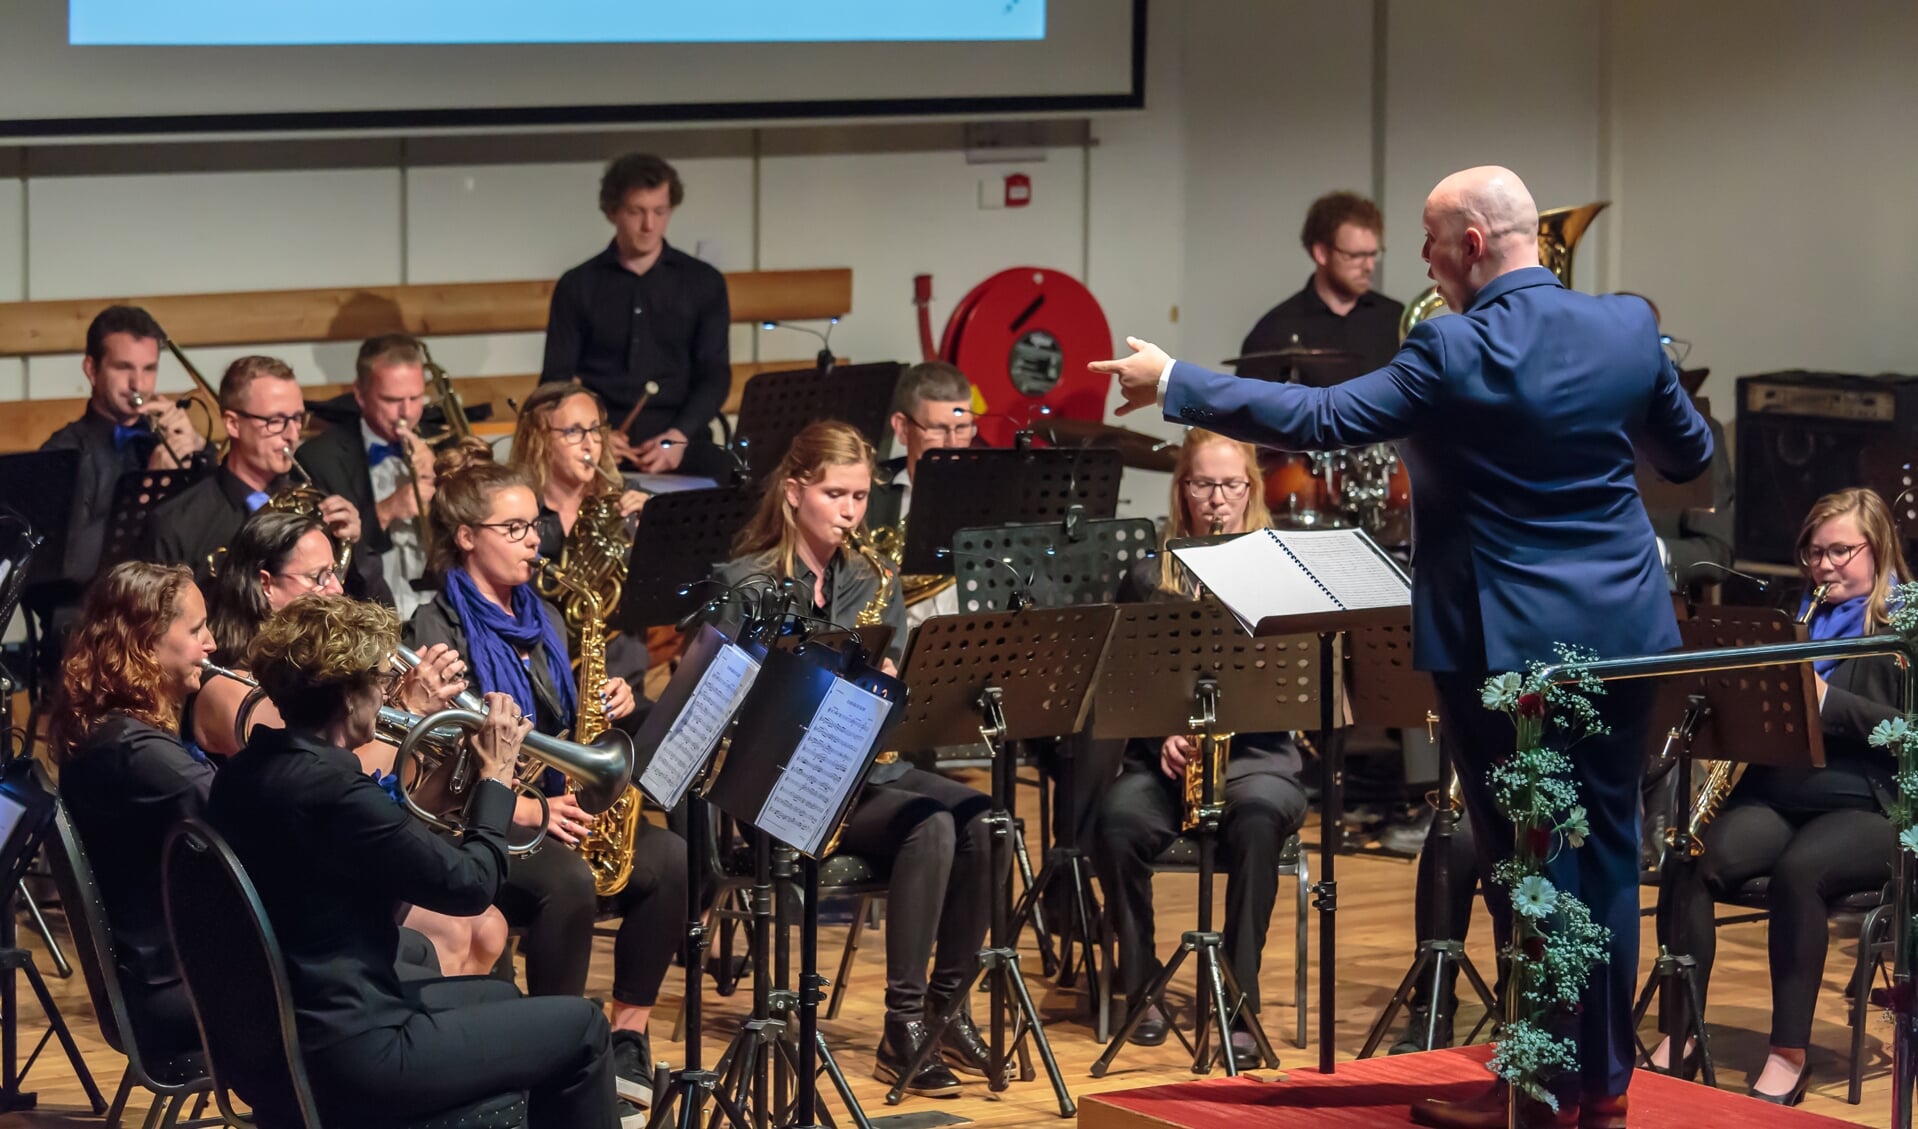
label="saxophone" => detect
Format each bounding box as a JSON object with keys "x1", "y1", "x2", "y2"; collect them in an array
[
  {"x1": 845, "y1": 529, "x2": 895, "y2": 627},
  {"x1": 1670, "y1": 581, "x2": 1830, "y2": 856},
  {"x1": 1181, "y1": 518, "x2": 1231, "y2": 831},
  {"x1": 539, "y1": 502, "x2": 641, "y2": 897}
]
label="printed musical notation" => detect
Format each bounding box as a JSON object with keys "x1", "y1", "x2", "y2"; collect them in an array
[
  {"x1": 639, "y1": 643, "x2": 760, "y2": 809},
  {"x1": 755, "y1": 677, "x2": 892, "y2": 854}
]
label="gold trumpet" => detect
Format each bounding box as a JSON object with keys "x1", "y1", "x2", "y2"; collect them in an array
[{"x1": 128, "y1": 391, "x2": 191, "y2": 468}]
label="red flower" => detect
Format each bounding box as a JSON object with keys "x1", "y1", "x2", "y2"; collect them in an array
[
  {"x1": 1526, "y1": 828, "x2": 1552, "y2": 856},
  {"x1": 1522, "y1": 935, "x2": 1546, "y2": 961},
  {"x1": 1517, "y1": 692, "x2": 1546, "y2": 719}
]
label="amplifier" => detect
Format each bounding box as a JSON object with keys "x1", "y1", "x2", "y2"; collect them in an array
[{"x1": 1735, "y1": 371, "x2": 1918, "y2": 566}]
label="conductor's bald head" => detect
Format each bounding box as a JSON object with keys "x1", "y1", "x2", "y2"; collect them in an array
[{"x1": 1420, "y1": 166, "x2": 1541, "y2": 313}]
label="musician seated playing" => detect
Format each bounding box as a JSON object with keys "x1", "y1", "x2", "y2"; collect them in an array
[
  {"x1": 1651, "y1": 487, "x2": 1908, "y2": 1104},
  {"x1": 206, "y1": 596, "x2": 631, "y2": 1128},
  {"x1": 47, "y1": 562, "x2": 219, "y2": 1062},
  {"x1": 195, "y1": 508, "x2": 507, "y2": 977},
  {"x1": 407, "y1": 444, "x2": 682, "y2": 1104},
  {"x1": 709, "y1": 420, "x2": 997, "y2": 1097},
  {"x1": 1093, "y1": 431, "x2": 1309, "y2": 1067}
]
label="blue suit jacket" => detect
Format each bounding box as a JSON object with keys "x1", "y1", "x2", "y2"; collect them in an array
[{"x1": 1166, "y1": 266, "x2": 1713, "y2": 673}]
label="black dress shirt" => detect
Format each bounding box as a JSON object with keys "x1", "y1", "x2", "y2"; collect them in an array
[
  {"x1": 58, "y1": 713, "x2": 215, "y2": 988},
  {"x1": 1237, "y1": 276, "x2": 1405, "y2": 384},
  {"x1": 40, "y1": 410, "x2": 161, "y2": 581},
  {"x1": 145, "y1": 464, "x2": 275, "y2": 581},
  {"x1": 205, "y1": 724, "x2": 515, "y2": 1052},
  {"x1": 539, "y1": 240, "x2": 732, "y2": 442}
]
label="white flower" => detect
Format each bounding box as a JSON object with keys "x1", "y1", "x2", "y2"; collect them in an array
[
  {"x1": 1563, "y1": 805, "x2": 1590, "y2": 849},
  {"x1": 1513, "y1": 875, "x2": 1558, "y2": 920},
  {"x1": 1481, "y1": 672, "x2": 1523, "y2": 713},
  {"x1": 1870, "y1": 717, "x2": 1912, "y2": 750},
  {"x1": 1901, "y1": 827, "x2": 1918, "y2": 857}
]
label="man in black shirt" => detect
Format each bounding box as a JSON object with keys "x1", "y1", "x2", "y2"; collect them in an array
[
  {"x1": 541, "y1": 153, "x2": 731, "y2": 479},
  {"x1": 144, "y1": 356, "x2": 368, "y2": 594},
  {"x1": 1237, "y1": 191, "x2": 1403, "y2": 384},
  {"x1": 40, "y1": 306, "x2": 209, "y2": 582}
]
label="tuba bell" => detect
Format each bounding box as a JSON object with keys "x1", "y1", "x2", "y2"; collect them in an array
[{"x1": 1399, "y1": 201, "x2": 1610, "y2": 340}]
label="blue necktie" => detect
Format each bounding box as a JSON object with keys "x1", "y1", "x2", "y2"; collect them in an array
[
  {"x1": 112, "y1": 423, "x2": 146, "y2": 450},
  {"x1": 367, "y1": 442, "x2": 394, "y2": 467},
  {"x1": 245, "y1": 491, "x2": 270, "y2": 512}
]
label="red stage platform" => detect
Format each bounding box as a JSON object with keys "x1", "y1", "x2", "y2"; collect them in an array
[{"x1": 1079, "y1": 1045, "x2": 1856, "y2": 1129}]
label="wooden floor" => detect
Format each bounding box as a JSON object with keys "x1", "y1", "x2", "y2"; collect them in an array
[{"x1": 0, "y1": 775, "x2": 1898, "y2": 1127}]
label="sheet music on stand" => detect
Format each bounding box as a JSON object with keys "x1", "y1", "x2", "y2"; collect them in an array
[
  {"x1": 706, "y1": 641, "x2": 906, "y2": 858},
  {"x1": 631, "y1": 624, "x2": 764, "y2": 811},
  {"x1": 1170, "y1": 526, "x2": 1411, "y2": 635}
]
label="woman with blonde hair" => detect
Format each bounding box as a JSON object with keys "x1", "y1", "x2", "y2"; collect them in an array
[
  {"x1": 1094, "y1": 429, "x2": 1306, "y2": 1065},
  {"x1": 509, "y1": 381, "x2": 648, "y2": 564},
  {"x1": 1651, "y1": 486, "x2": 1908, "y2": 1103},
  {"x1": 710, "y1": 420, "x2": 994, "y2": 1096}
]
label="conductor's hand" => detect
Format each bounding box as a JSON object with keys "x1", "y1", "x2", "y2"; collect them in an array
[
  {"x1": 1090, "y1": 336, "x2": 1172, "y2": 418},
  {"x1": 599, "y1": 676, "x2": 637, "y2": 721},
  {"x1": 471, "y1": 691, "x2": 533, "y2": 783},
  {"x1": 1159, "y1": 734, "x2": 1195, "y2": 780}
]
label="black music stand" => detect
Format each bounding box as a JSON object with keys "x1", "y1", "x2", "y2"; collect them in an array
[
  {"x1": 1633, "y1": 607, "x2": 1821, "y2": 1086},
  {"x1": 882, "y1": 606, "x2": 1119, "y2": 1117},
  {"x1": 613, "y1": 485, "x2": 762, "y2": 632},
  {"x1": 1352, "y1": 619, "x2": 1500, "y2": 1058},
  {"x1": 1087, "y1": 600, "x2": 1322, "y2": 1078},
  {"x1": 706, "y1": 640, "x2": 906, "y2": 1129},
  {"x1": 899, "y1": 446, "x2": 1123, "y2": 575},
  {"x1": 100, "y1": 465, "x2": 205, "y2": 571},
  {"x1": 733, "y1": 363, "x2": 902, "y2": 483}
]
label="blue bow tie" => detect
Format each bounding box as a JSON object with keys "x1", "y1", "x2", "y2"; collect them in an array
[
  {"x1": 245, "y1": 491, "x2": 271, "y2": 513},
  {"x1": 367, "y1": 442, "x2": 395, "y2": 467},
  {"x1": 112, "y1": 423, "x2": 147, "y2": 450}
]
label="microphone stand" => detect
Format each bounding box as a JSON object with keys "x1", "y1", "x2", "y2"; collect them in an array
[{"x1": 760, "y1": 320, "x2": 838, "y2": 376}]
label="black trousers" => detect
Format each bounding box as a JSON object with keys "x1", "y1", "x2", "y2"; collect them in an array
[
  {"x1": 1656, "y1": 799, "x2": 1895, "y2": 1048},
  {"x1": 1437, "y1": 671, "x2": 1656, "y2": 1101},
  {"x1": 307, "y1": 977, "x2": 616, "y2": 1129},
  {"x1": 607, "y1": 821, "x2": 690, "y2": 1008},
  {"x1": 833, "y1": 766, "x2": 993, "y2": 1022},
  {"x1": 1407, "y1": 806, "x2": 1480, "y2": 1008},
  {"x1": 1092, "y1": 766, "x2": 1308, "y2": 1013},
  {"x1": 497, "y1": 842, "x2": 598, "y2": 997}
]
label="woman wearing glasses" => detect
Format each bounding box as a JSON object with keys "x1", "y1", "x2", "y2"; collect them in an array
[
  {"x1": 510, "y1": 382, "x2": 649, "y2": 563},
  {"x1": 1094, "y1": 430, "x2": 1309, "y2": 1067},
  {"x1": 408, "y1": 443, "x2": 683, "y2": 1103},
  {"x1": 1650, "y1": 487, "x2": 1907, "y2": 1104}
]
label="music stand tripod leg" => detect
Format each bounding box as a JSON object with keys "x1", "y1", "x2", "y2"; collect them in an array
[
  {"x1": 1007, "y1": 739, "x2": 1106, "y2": 1001},
  {"x1": 765, "y1": 846, "x2": 870, "y2": 1129}
]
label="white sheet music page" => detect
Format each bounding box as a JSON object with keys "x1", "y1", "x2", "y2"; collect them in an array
[
  {"x1": 640, "y1": 643, "x2": 761, "y2": 809},
  {"x1": 1275, "y1": 529, "x2": 1411, "y2": 610},
  {"x1": 1170, "y1": 532, "x2": 1339, "y2": 631},
  {"x1": 756, "y1": 677, "x2": 893, "y2": 855}
]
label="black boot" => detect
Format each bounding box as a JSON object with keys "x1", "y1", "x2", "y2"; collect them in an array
[
  {"x1": 1390, "y1": 1001, "x2": 1456, "y2": 1055},
  {"x1": 874, "y1": 1016, "x2": 963, "y2": 1097},
  {"x1": 927, "y1": 992, "x2": 997, "y2": 1079}
]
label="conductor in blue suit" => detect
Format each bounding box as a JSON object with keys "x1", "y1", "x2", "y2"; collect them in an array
[{"x1": 1096, "y1": 166, "x2": 1713, "y2": 1127}]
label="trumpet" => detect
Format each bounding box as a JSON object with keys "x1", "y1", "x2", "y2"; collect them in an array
[{"x1": 128, "y1": 390, "x2": 191, "y2": 469}]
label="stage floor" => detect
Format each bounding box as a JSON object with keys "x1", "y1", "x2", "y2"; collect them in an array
[{"x1": 0, "y1": 773, "x2": 1898, "y2": 1127}]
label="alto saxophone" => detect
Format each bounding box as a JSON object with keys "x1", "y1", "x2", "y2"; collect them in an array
[
  {"x1": 1181, "y1": 519, "x2": 1231, "y2": 831},
  {"x1": 1671, "y1": 581, "x2": 1831, "y2": 856},
  {"x1": 816, "y1": 530, "x2": 900, "y2": 857}
]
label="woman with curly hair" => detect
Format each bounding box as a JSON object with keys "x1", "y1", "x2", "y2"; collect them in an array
[
  {"x1": 48, "y1": 560, "x2": 217, "y2": 1060},
  {"x1": 508, "y1": 381, "x2": 648, "y2": 564}
]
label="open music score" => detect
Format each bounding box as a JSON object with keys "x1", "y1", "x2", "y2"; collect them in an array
[
  {"x1": 1171, "y1": 527, "x2": 1411, "y2": 635},
  {"x1": 634, "y1": 628, "x2": 762, "y2": 810},
  {"x1": 753, "y1": 677, "x2": 892, "y2": 856}
]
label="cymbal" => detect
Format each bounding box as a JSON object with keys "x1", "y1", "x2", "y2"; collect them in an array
[
  {"x1": 1222, "y1": 344, "x2": 1358, "y2": 367},
  {"x1": 1037, "y1": 416, "x2": 1181, "y2": 473}
]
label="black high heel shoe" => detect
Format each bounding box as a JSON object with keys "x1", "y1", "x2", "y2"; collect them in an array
[{"x1": 1748, "y1": 1060, "x2": 1812, "y2": 1106}]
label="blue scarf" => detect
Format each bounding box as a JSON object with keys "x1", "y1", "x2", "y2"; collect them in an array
[
  {"x1": 1801, "y1": 587, "x2": 1873, "y2": 678},
  {"x1": 443, "y1": 567, "x2": 577, "y2": 728}
]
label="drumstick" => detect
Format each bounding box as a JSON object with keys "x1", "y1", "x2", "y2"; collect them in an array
[{"x1": 615, "y1": 380, "x2": 663, "y2": 435}]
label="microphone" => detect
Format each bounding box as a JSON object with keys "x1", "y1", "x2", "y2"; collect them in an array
[
  {"x1": 1680, "y1": 560, "x2": 1771, "y2": 594},
  {"x1": 761, "y1": 318, "x2": 839, "y2": 374}
]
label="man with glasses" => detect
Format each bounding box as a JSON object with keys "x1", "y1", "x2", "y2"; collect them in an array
[
  {"x1": 1237, "y1": 191, "x2": 1402, "y2": 384},
  {"x1": 146, "y1": 355, "x2": 368, "y2": 595},
  {"x1": 298, "y1": 335, "x2": 438, "y2": 619},
  {"x1": 871, "y1": 361, "x2": 978, "y2": 631}
]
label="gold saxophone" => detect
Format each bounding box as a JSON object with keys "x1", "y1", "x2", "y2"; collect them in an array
[
  {"x1": 1180, "y1": 519, "x2": 1231, "y2": 831},
  {"x1": 540, "y1": 529, "x2": 641, "y2": 897},
  {"x1": 1671, "y1": 581, "x2": 1831, "y2": 856},
  {"x1": 863, "y1": 522, "x2": 956, "y2": 608}
]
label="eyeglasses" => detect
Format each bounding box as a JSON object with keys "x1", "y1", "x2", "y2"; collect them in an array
[
  {"x1": 1800, "y1": 542, "x2": 1867, "y2": 568},
  {"x1": 1182, "y1": 477, "x2": 1251, "y2": 499},
  {"x1": 230, "y1": 408, "x2": 309, "y2": 437},
  {"x1": 275, "y1": 565, "x2": 343, "y2": 592},
  {"x1": 903, "y1": 414, "x2": 978, "y2": 443},
  {"x1": 546, "y1": 423, "x2": 606, "y2": 446},
  {"x1": 371, "y1": 669, "x2": 405, "y2": 697},
  {"x1": 1330, "y1": 246, "x2": 1382, "y2": 264},
  {"x1": 475, "y1": 519, "x2": 537, "y2": 543}
]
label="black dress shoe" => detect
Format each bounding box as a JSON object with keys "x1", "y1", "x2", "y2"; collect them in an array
[
  {"x1": 1749, "y1": 1062, "x2": 1813, "y2": 1106},
  {"x1": 926, "y1": 994, "x2": 996, "y2": 1078},
  {"x1": 1225, "y1": 1024, "x2": 1265, "y2": 1070},
  {"x1": 1128, "y1": 1002, "x2": 1169, "y2": 1047},
  {"x1": 1390, "y1": 1003, "x2": 1456, "y2": 1055},
  {"x1": 874, "y1": 1017, "x2": 963, "y2": 1097}
]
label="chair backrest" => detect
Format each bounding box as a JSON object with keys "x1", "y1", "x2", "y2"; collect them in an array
[
  {"x1": 41, "y1": 791, "x2": 137, "y2": 1059},
  {"x1": 161, "y1": 819, "x2": 321, "y2": 1129}
]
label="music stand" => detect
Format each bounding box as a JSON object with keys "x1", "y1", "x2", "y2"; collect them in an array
[
  {"x1": 1352, "y1": 618, "x2": 1500, "y2": 1058},
  {"x1": 1086, "y1": 600, "x2": 1322, "y2": 1077},
  {"x1": 883, "y1": 606, "x2": 1118, "y2": 1117},
  {"x1": 1633, "y1": 606, "x2": 1821, "y2": 1085},
  {"x1": 99, "y1": 466, "x2": 205, "y2": 571},
  {"x1": 0, "y1": 452, "x2": 76, "y2": 591},
  {"x1": 613, "y1": 485, "x2": 762, "y2": 632},
  {"x1": 900, "y1": 446, "x2": 1123, "y2": 575},
  {"x1": 733, "y1": 362, "x2": 902, "y2": 483}
]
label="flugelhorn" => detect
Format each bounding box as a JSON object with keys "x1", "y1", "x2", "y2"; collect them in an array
[{"x1": 268, "y1": 445, "x2": 355, "y2": 573}]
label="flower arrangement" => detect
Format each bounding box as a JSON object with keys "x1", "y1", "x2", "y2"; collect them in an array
[
  {"x1": 1479, "y1": 646, "x2": 1613, "y2": 1110},
  {"x1": 1867, "y1": 583, "x2": 1918, "y2": 1019}
]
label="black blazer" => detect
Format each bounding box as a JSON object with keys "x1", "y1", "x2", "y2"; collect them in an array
[
  {"x1": 57, "y1": 713, "x2": 216, "y2": 988},
  {"x1": 205, "y1": 725, "x2": 514, "y2": 1052},
  {"x1": 297, "y1": 420, "x2": 391, "y2": 555},
  {"x1": 1738, "y1": 652, "x2": 1907, "y2": 815}
]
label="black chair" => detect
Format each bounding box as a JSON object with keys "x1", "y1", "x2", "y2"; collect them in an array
[
  {"x1": 41, "y1": 789, "x2": 213, "y2": 1129},
  {"x1": 160, "y1": 820, "x2": 528, "y2": 1129}
]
